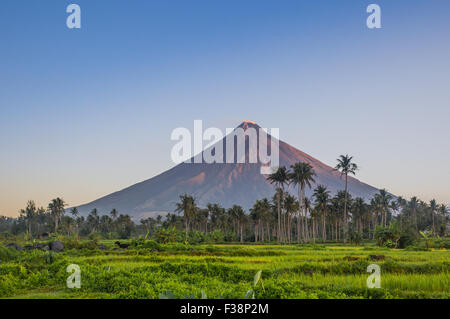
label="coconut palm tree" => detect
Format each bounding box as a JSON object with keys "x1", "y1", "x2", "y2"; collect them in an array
[
  {"x1": 110, "y1": 208, "x2": 119, "y2": 220},
  {"x1": 332, "y1": 190, "x2": 350, "y2": 242},
  {"x1": 352, "y1": 197, "x2": 367, "y2": 234},
  {"x1": 175, "y1": 194, "x2": 197, "y2": 241},
  {"x1": 378, "y1": 189, "x2": 393, "y2": 226},
  {"x1": 303, "y1": 197, "x2": 312, "y2": 242},
  {"x1": 267, "y1": 166, "x2": 290, "y2": 242},
  {"x1": 70, "y1": 207, "x2": 79, "y2": 218},
  {"x1": 69, "y1": 207, "x2": 80, "y2": 236},
  {"x1": 334, "y1": 155, "x2": 358, "y2": 243},
  {"x1": 429, "y1": 199, "x2": 437, "y2": 234},
  {"x1": 48, "y1": 197, "x2": 66, "y2": 233},
  {"x1": 313, "y1": 185, "x2": 330, "y2": 243},
  {"x1": 234, "y1": 206, "x2": 247, "y2": 243},
  {"x1": 228, "y1": 205, "x2": 245, "y2": 241},
  {"x1": 19, "y1": 200, "x2": 37, "y2": 236},
  {"x1": 87, "y1": 208, "x2": 100, "y2": 233},
  {"x1": 250, "y1": 200, "x2": 263, "y2": 242},
  {"x1": 284, "y1": 194, "x2": 299, "y2": 243},
  {"x1": 408, "y1": 196, "x2": 419, "y2": 231},
  {"x1": 438, "y1": 204, "x2": 448, "y2": 235},
  {"x1": 289, "y1": 162, "x2": 316, "y2": 243}
]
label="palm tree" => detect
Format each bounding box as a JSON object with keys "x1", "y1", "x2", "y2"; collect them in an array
[
  {"x1": 408, "y1": 196, "x2": 419, "y2": 231},
  {"x1": 438, "y1": 204, "x2": 448, "y2": 235},
  {"x1": 250, "y1": 199, "x2": 271, "y2": 242},
  {"x1": 70, "y1": 207, "x2": 79, "y2": 218},
  {"x1": 267, "y1": 166, "x2": 290, "y2": 242},
  {"x1": 289, "y1": 162, "x2": 316, "y2": 243},
  {"x1": 352, "y1": 197, "x2": 367, "y2": 234},
  {"x1": 70, "y1": 207, "x2": 80, "y2": 236},
  {"x1": 429, "y1": 199, "x2": 437, "y2": 234},
  {"x1": 229, "y1": 205, "x2": 246, "y2": 242},
  {"x1": 334, "y1": 155, "x2": 358, "y2": 243},
  {"x1": 378, "y1": 189, "x2": 393, "y2": 226},
  {"x1": 250, "y1": 202, "x2": 262, "y2": 242},
  {"x1": 313, "y1": 185, "x2": 330, "y2": 243},
  {"x1": 87, "y1": 208, "x2": 100, "y2": 233},
  {"x1": 110, "y1": 208, "x2": 119, "y2": 220},
  {"x1": 303, "y1": 197, "x2": 312, "y2": 242},
  {"x1": 332, "y1": 190, "x2": 350, "y2": 242},
  {"x1": 19, "y1": 200, "x2": 37, "y2": 236},
  {"x1": 284, "y1": 194, "x2": 299, "y2": 243},
  {"x1": 48, "y1": 197, "x2": 66, "y2": 233},
  {"x1": 175, "y1": 194, "x2": 197, "y2": 241}
]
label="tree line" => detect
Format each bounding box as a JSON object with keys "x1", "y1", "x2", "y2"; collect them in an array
[
  {"x1": 0, "y1": 199, "x2": 135, "y2": 239},
  {"x1": 1, "y1": 155, "x2": 448, "y2": 244}
]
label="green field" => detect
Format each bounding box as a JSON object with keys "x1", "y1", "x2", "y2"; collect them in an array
[{"x1": 1, "y1": 242, "x2": 449, "y2": 299}]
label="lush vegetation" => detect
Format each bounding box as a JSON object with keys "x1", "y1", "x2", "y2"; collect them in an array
[
  {"x1": 1, "y1": 156, "x2": 448, "y2": 247},
  {"x1": 0, "y1": 155, "x2": 448, "y2": 299},
  {"x1": 0, "y1": 241, "x2": 448, "y2": 299}
]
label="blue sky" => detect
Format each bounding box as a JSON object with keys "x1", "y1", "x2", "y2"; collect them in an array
[{"x1": 1, "y1": 0, "x2": 449, "y2": 216}]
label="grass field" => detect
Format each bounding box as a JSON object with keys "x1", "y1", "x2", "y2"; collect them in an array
[{"x1": 1, "y1": 242, "x2": 449, "y2": 299}]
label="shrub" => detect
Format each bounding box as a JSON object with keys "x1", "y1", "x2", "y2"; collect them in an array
[
  {"x1": 375, "y1": 223, "x2": 402, "y2": 248},
  {"x1": 188, "y1": 231, "x2": 206, "y2": 245},
  {"x1": 348, "y1": 231, "x2": 363, "y2": 245},
  {"x1": 139, "y1": 240, "x2": 162, "y2": 251},
  {"x1": 0, "y1": 246, "x2": 19, "y2": 262},
  {"x1": 88, "y1": 232, "x2": 101, "y2": 243},
  {"x1": 152, "y1": 227, "x2": 180, "y2": 244},
  {"x1": 398, "y1": 231, "x2": 416, "y2": 248},
  {"x1": 207, "y1": 230, "x2": 224, "y2": 243},
  {"x1": 224, "y1": 231, "x2": 238, "y2": 242}
]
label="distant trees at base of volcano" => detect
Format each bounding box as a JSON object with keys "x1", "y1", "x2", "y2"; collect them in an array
[
  {"x1": 1, "y1": 189, "x2": 448, "y2": 247},
  {"x1": 1, "y1": 159, "x2": 449, "y2": 246}
]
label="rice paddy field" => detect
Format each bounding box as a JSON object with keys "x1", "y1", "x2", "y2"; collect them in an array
[{"x1": 0, "y1": 242, "x2": 449, "y2": 299}]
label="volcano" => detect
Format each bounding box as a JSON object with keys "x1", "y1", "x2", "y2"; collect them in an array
[{"x1": 74, "y1": 121, "x2": 379, "y2": 220}]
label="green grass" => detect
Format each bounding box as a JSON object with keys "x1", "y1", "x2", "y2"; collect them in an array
[{"x1": 0, "y1": 243, "x2": 448, "y2": 299}]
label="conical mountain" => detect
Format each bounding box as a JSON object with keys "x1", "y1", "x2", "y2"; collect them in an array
[{"x1": 75, "y1": 121, "x2": 379, "y2": 219}]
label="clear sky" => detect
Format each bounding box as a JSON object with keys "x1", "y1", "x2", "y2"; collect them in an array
[{"x1": 1, "y1": 0, "x2": 449, "y2": 217}]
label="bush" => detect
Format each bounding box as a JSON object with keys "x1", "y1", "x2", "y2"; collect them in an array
[
  {"x1": 383, "y1": 240, "x2": 397, "y2": 248},
  {"x1": 88, "y1": 232, "x2": 101, "y2": 243},
  {"x1": 223, "y1": 231, "x2": 238, "y2": 242},
  {"x1": 188, "y1": 231, "x2": 206, "y2": 245},
  {"x1": 398, "y1": 231, "x2": 416, "y2": 248},
  {"x1": 0, "y1": 246, "x2": 19, "y2": 262},
  {"x1": 152, "y1": 227, "x2": 180, "y2": 244},
  {"x1": 63, "y1": 237, "x2": 81, "y2": 249},
  {"x1": 435, "y1": 238, "x2": 450, "y2": 249},
  {"x1": 0, "y1": 232, "x2": 14, "y2": 241},
  {"x1": 348, "y1": 231, "x2": 363, "y2": 245},
  {"x1": 207, "y1": 230, "x2": 224, "y2": 243},
  {"x1": 139, "y1": 240, "x2": 162, "y2": 251},
  {"x1": 164, "y1": 242, "x2": 194, "y2": 252},
  {"x1": 63, "y1": 237, "x2": 99, "y2": 250},
  {"x1": 375, "y1": 223, "x2": 402, "y2": 248}
]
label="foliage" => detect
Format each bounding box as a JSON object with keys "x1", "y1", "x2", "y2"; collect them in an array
[
  {"x1": 0, "y1": 246, "x2": 19, "y2": 262},
  {"x1": 207, "y1": 230, "x2": 225, "y2": 243},
  {"x1": 348, "y1": 231, "x2": 363, "y2": 245},
  {"x1": 152, "y1": 227, "x2": 180, "y2": 244},
  {"x1": 0, "y1": 243, "x2": 448, "y2": 299},
  {"x1": 188, "y1": 231, "x2": 206, "y2": 245},
  {"x1": 375, "y1": 223, "x2": 402, "y2": 248}
]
